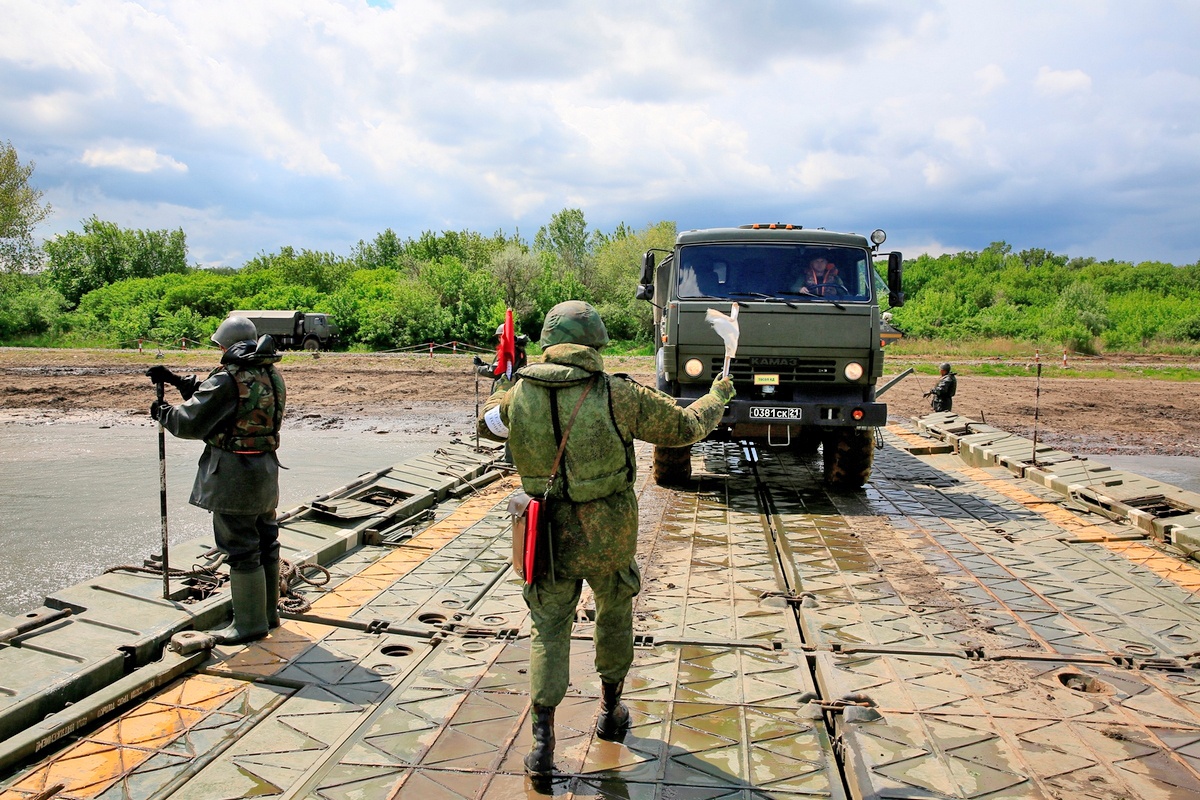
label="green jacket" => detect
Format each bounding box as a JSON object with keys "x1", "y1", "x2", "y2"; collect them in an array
[
  {"x1": 158, "y1": 338, "x2": 285, "y2": 515},
  {"x1": 479, "y1": 343, "x2": 732, "y2": 577}
]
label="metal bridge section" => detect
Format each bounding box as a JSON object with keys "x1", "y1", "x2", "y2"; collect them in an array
[{"x1": 4, "y1": 426, "x2": 1200, "y2": 798}]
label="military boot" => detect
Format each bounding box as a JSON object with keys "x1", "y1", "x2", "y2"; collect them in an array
[
  {"x1": 211, "y1": 567, "x2": 269, "y2": 645},
  {"x1": 596, "y1": 680, "x2": 631, "y2": 740},
  {"x1": 264, "y1": 559, "x2": 282, "y2": 629},
  {"x1": 523, "y1": 705, "x2": 556, "y2": 775}
]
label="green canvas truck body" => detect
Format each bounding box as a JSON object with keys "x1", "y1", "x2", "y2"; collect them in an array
[{"x1": 636, "y1": 223, "x2": 904, "y2": 487}]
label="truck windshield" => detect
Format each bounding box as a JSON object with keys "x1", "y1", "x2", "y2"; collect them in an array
[{"x1": 676, "y1": 244, "x2": 873, "y2": 302}]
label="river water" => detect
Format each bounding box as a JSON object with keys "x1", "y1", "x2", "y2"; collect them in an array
[
  {"x1": 0, "y1": 424, "x2": 456, "y2": 617},
  {"x1": 3, "y1": 425, "x2": 1198, "y2": 619}
]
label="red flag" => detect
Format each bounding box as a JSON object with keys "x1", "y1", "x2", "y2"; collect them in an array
[{"x1": 493, "y1": 309, "x2": 516, "y2": 379}]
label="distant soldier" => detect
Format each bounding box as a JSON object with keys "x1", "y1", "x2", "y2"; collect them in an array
[
  {"x1": 147, "y1": 316, "x2": 286, "y2": 645},
  {"x1": 924, "y1": 362, "x2": 957, "y2": 412},
  {"x1": 478, "y1": 300, "x2": 734, "y2": 776}
]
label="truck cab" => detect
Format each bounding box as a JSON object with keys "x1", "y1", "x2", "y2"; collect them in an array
[{"x1": 636, "y1": 224, "x2": 903, "y2": 488}]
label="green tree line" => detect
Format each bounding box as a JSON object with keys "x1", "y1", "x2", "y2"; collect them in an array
[{"x1": 3, "y1": 142, "x2": 1200, "y2": 353}]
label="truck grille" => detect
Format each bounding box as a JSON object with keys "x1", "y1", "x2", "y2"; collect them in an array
[{"x1": 716, "y1": 357, "x2": 838, "y2": 383}]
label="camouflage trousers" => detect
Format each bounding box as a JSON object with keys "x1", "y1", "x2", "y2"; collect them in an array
[{"x1": 522, "y1": 561, "x2": 642, "y2": 708}]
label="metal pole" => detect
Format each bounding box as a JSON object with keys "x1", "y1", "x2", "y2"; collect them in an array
[
  {"x1": 1031, "y1": 351, "x2": 1042, "y2": 466},
  {"x1": 156, "y1": 381, "x2": 170, "y2": 599}
]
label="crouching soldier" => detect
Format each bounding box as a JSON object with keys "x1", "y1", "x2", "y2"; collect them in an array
[
  {"x1": 477, "y1": 300, "x2": 734, "y2": 775},
  {"x1": 147, "y1": 316, "x2": 286, "y2": 645}
]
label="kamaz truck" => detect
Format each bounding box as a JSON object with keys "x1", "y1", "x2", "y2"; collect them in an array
[
  {"x1": 635, "y1": 223, "x2": 904, "y2": 488},
  {"x1": 229, "y1": 310, "x2": 339, "y2": 351}
]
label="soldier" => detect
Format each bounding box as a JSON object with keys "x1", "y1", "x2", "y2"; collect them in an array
[
  {"x1": 924, "y1": 362, "x2": 957, "y2": 412},
  {"x1": 477, "y1": 300, "x2": 735, "y2": 775},
  {"x1": 147, "y1": 316, "x2": 286, "y2": 645}
]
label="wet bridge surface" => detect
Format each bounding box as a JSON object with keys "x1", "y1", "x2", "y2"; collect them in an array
[{"x1": 4, "y1": 424, "x2": 1200, "y2": 799}]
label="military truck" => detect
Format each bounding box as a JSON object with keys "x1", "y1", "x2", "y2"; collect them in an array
[
  {"x1": 635, "y1": 223, "x2": 904, "y2": 488},
  {"x1": 229, "y1": 310, "x2": 339, "y2": 351}
]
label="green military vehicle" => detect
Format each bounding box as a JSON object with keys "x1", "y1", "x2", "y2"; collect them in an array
[
  {"x1": 635, "y1": 223, "x2": 904, "y2": 488},
  {"x1": 229, "y1": 310, "x2": 340, "y2": 351}
]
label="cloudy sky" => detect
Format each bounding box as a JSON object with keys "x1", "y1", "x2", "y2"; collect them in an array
[{"x1": 2, "y1": 1, "x2": 1198, "y2": 267}]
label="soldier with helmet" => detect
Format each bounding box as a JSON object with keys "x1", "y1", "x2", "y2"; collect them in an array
[
  {"x1": 924, "y1": 362, "x2": 957, "y2": 412},
  {"x1": 147, "y1": 315, "x2": 287, "y2": 645},
  {"x1": 478, "y1": 300, "x2": 735, "y2": 776}
]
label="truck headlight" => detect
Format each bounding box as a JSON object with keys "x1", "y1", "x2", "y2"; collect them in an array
[
  {"x1": 844, "y1": 362, "x2": 864, "y2": 381},
  {"x1": 684, "y1": 358, "x2": 704, "y2": 377}
]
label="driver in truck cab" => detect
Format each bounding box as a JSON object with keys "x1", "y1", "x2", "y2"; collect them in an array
[{"x1": 793, "y1": 254, "x2": 845, "y2": 296}]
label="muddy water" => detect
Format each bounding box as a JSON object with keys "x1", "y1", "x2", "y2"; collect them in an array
[{"x1": 0, "y1": 424, "x2": 464, "y2": 617}]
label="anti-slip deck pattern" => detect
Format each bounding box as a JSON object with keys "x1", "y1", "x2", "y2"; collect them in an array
[{"x1": 6, "y1": 430, "x2": 1200, "y2": 798}]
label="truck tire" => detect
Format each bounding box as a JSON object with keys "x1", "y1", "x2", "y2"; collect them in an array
[
  {"x1": 787, "y1": 426, "x2": 822, "y2": 454},
  {"x1": 822, "y1": 428, "x2": 874, "y2": 489},
  {"x1": 302, "y1": 336, "x2": 320, "y2": 352},
  {"x1": 653, "y1": 444, "x2": 692, "y2": 486}
]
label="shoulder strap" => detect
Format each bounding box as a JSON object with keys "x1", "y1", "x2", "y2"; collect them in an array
[{"x1": 546, "y1": 376, "x2": 595, "y2": 489}]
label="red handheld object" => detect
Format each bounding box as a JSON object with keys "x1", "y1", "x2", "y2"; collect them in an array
[
  {"x1": 523, "y1": 497, "x2": 542, "y2": 584},
  {"x1": 493, "y1": 309, "x2": 516, "y2": 379}
]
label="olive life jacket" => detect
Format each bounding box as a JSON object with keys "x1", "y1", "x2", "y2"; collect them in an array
[
  {"x1": 204, "y1": 338, "x2": 285, "y2": 453},
  {"x1": 507, "y1": 359, "x2": 635, "y2": 503}
]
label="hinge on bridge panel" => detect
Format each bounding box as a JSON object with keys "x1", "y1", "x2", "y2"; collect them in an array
[{"x1": 634, "y1": 634, "x2": 655, "y2": 649}]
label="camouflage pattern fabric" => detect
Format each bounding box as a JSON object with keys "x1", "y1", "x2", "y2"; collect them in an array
[
  {"x1": 522, "y1": 563, "x2": 642, "y2": 707},
  {"x1": 930, "y1": 372, "x2": 957, "y2": 413},
  {"x1": 538, "y1": 300, "x2": 610, "y2": 349},
  {"x1": 480, "y1": 342, "x2": 733, "y2": 577},
  {"x1": 205, "y1": 363, "x2": 286, "y2": 452}
]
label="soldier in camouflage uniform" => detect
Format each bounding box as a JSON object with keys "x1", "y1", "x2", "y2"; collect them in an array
[
  {"x1": 924, "y1": 362, "x2": 957, "y2": 412},
  {"x1": 148, "y1": 316, "x2": 286, "y2": 645},
  {"x1": 478, "y1": 301, "x2": 735, "y2": 775}
]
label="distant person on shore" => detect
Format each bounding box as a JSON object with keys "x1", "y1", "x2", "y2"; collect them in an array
[
  {"x1": 147, "y1": 316, "x2": 286, "y2": 645},
  {"x1": 924, "y1": 362, "x2": 957, "y2": 412}
]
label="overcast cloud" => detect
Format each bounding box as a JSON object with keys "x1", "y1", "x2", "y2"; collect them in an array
[{"x1": 2, "y1": 0, "x2": 1198, "y2": 266}]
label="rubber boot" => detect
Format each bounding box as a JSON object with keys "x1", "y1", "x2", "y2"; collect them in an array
[
  {"x1": 596, "y1": 680, "x2": 631, "y2": 740},
  {"x1": 523, "y1": 705, "x2": 556, "y2": 775},
  {"x1": 264, "y1": 559, "x2": 282, "y2": 629},
  {"x1": 211, "y1": 567, "x2": 270, "y2": 645}
]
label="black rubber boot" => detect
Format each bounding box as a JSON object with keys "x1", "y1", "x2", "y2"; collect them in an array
[
  {"x1": 211, "y1": 567, "x2": 269, "y2": 645},
  {"x1": 523, "y1": 705, "x2": 556, "y2": 775},
  {"x1": 264, "y1": 559, "x2": 282, "y2": 629},
  {"x1": 596, "y1": 680, "x2": 631, "y2": 740}
]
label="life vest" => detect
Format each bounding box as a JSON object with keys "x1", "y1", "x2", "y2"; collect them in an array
[
  {"x1": 507, "y1": 371, "x2": 634, "y2": 503},
  {"x1": 205, "y1": 363, "x2": 285, "y2": 453}
]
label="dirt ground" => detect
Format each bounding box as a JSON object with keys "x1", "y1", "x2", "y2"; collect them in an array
[{"x1": 1, "y1": 348, "x2": 1196, "y2": 457}]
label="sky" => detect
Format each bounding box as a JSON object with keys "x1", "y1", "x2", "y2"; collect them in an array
[{"x1": 2, "y1": 0, "x2": 1199, "y2": 268}]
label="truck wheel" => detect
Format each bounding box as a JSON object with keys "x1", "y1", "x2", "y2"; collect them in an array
[
  {"x1": 787, "y1": 426, "x2": 821, "y2": 454},
  {"x1": 302, "y1": 336, "x2": 320, "y2": 352},
  {"x1": 653, "y1": 444, "x2": 692, "y2": 486},
  {"x1": 822, "y1": 428, "x2": 874, "y2": 489}
]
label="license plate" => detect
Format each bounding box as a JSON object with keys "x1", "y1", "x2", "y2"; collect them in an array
[{"x1": 749, "y1": 406, "x2": 802, "y2": 420}]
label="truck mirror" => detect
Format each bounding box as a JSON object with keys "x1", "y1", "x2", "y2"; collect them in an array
[
  {"x1": 639, "y1": 251, "x2": 656, "y2": 285},
  {"x1": 887, "y1": 251, "x2": 905, "y2": 307},
  {"x1": 635, "y1": 283, "x2": 655, "y2": 302}
]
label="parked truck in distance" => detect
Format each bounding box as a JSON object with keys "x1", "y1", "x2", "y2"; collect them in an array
[
  {"x1": 635, "y1": 223, "x2": 904, "y2": 489},
  {"x1": 229, "y1": 310, "x2": 340, "y2": 351}
]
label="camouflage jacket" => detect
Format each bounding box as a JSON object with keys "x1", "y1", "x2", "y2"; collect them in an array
[
  {"x1": 930, "y1": 372, "x2": 957, "y2": 412},
  {"x1": 479, "y1": 343, "x2": 732, "y2": 577},
  {"x1": 159, "y1": 338, "x2": 286, "y2": 515}
]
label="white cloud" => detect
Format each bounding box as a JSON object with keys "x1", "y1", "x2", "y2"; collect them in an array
[
  {"x1": 975, "y1": 64, "x2": 1007, "y2": 94},
  {"x1": 81, "y1": 145, "x2": 188, "y2": 174},
  {"x1": 6, "y1": 1, "x2": 1200, "y2": 265},
  {"x1": 1034, "y1": 66, "x2": 1092, "y2": 96}
]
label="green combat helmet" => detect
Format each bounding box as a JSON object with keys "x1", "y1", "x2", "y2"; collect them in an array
[{"x1": 539, "y1": 300, "x2": 610, "y2": 349}]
